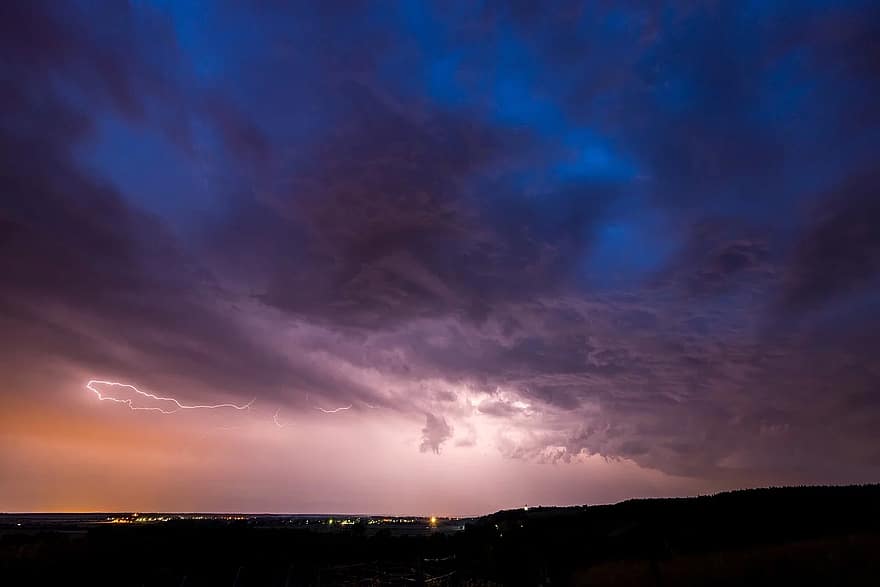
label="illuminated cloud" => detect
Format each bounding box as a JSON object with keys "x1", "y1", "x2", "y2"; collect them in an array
[{"x1": 2, "y1": 1, "x2": 880, "y2": 513}]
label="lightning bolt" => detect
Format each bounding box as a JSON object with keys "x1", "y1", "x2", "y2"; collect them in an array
[
  {"x1": 314, "y1": 404, "x2": 352, "y2": 414},
  {"x1": 305, "y1": 392, "x2": 353, "y2": 414},
  {"x1": 86, "y1": 380, "x2": 254, "y2": 414},
  {"x1": 273, "y1": 408, "x2": 286, "y2": 428}
]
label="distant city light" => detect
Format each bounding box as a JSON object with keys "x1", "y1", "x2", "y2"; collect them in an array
[{"x1": 103, "y1": 514, "x2": 247, "y2": 524}]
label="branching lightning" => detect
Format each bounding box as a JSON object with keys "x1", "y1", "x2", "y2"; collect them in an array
[
  {"x1": 314, "y1": 404, "x2": 352, "y2": 414},
  {"x1": 273, "y1": 408, "x2": 286, "y2": 428},
  {"x1": 306, "y1": 392, "x2": 353, "y2": 414},
  {"x1": 86, "y1": 380, "x2": 254, "y2": 414}
]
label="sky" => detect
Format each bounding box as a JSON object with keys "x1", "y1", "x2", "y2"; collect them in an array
[{"x1": 1, "y1": 1, "x2": 879, "y2": 515}]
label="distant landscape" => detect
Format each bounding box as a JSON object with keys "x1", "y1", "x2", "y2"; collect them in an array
[
  {"x1": 3, "y1": 484, "x2": 879, "y2": 585},
  {"x1": 4, "y1": 2, "x2": 880, "y2": 585}
]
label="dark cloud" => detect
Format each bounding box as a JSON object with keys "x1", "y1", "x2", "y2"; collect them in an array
[
  {"x1": 0, "y1": 0, "x2": 360, "y2": 404},
  {"x1": 782, "y1": 170, "x2": 880, "y2": 311},
  {"x1": 2, "y1": 0, "x2": 880, "y2": 487},
  {"x1": 660, "y1": 222, "x2": 773, "y2": 297},
  {"x1": 420, "y1": 413, "x2": 453, "y2": 454},
  {"x1": 221, "y1": 82, "x2": 617, "y2": 329}
]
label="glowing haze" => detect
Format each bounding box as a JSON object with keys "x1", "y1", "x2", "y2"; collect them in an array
[{"x1": 2, "y1": 1, "x2": 880, "y2": 515}]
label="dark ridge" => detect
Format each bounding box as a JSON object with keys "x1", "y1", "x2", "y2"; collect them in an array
[{"x1": 2, "y1": 484, "x2": 879, "y2": 585}]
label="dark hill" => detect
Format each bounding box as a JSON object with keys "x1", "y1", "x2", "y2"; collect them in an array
[
  {"x1": 2, "y1": 484, "x2": 879, "y2": 585},
  {"x1": 463, "y1": 484, "x2": 880, "y2": 585}
]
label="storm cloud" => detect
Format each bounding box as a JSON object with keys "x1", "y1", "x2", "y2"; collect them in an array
[{"x1": 2, "y1": 1, "x2": 880, "y2": 512}]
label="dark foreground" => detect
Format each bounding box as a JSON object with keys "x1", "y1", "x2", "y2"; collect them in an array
[{"x1": 2, "y1": 485, "x2": 879, "y2": 586}]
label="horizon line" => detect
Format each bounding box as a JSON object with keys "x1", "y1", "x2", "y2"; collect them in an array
[{"x1": 4, "y1": 483, "x2": 876, "y2": 519}]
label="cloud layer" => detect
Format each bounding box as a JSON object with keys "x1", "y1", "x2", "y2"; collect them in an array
[{"x1": 2, "y1": 1, "x2": 879, "y2": 512}]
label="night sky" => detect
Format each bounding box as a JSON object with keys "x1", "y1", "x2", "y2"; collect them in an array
[{"x1": 2, "y1": 1, "x2": 879, "y2": 515}]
